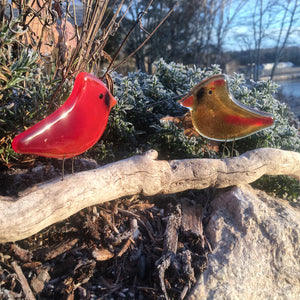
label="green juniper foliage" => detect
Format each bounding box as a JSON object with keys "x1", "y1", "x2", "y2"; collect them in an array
[
  {"x1": 88, "y1": 60, "x2": 223, "y2": 161},
  {"x1": 228, "y1": 73, "x2": 300, "y2": 153},
  {"x1": 253, "y1": 175, "x2": 299, "y2": 204}
]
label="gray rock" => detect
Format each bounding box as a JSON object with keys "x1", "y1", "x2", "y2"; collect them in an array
[{"x1": 189, "y1": 185, "x2": 300, "y2": 300}]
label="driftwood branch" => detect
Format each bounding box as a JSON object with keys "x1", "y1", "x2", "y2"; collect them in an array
[{"x1": 1, "y1": 148, "x2": 299, "y2": 243}]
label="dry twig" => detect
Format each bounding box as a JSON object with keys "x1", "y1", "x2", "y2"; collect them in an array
[{"x1": 11, "y1": 261, "x2": 36, "y2": 300}]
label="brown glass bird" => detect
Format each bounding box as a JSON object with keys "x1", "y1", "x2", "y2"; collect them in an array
[{"x1": 179, "y1": 74, "x2": 274, "y2": 141}]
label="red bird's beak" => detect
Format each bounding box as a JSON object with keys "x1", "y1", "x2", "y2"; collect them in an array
[{"x1": 110, "y1": 95, "x2": 117, "y2": 109}]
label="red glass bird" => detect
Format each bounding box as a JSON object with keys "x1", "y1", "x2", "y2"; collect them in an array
[
  {"x1": 180, "y1": 74, "x2": 274, "y2": 141},
  {"x1": 12, "y1": 72, "x2": 117, "y2": 164}
]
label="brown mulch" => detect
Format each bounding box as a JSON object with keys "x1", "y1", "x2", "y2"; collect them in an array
[{"x1": 0, "y1": 160, "x2": 213, "y2": 300}]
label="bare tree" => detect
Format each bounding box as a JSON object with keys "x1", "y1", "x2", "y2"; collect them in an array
[
  {"x1": 120, "y1": 0, "x2": 249, "y2": 70},
  {"x1": 214, "y1": 0, "x2": 248, "y2": 65},
  {"x1": 270, "y1": 0, "x2": 299, "y2": 79},
  {"x1": 192, "y1": 0, "x2": 218, "y2": 66},
  {"x1": 251, "y1": 0, "x2": 277, "y2": 80},
  {"x1": 237, "y1": 0, "x2": 299, "y2": 80},
  {"x1": 119, "y1": 0, "x2": 181, "y2": 72}
]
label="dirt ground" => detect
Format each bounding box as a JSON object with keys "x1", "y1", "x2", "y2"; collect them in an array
[{"x1": 0, "y1": 158, "x2": 212, "y2": 299}]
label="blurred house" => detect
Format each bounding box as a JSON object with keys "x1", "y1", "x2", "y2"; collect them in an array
[
  {"x1": 226, "y1": 60, "x2": 300, "y2": 81},
  {"x1": 260, "y1": 62, "x2": 300, "y2": 80}
]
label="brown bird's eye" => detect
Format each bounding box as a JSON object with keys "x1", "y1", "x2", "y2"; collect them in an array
[
  {"x1": 99, "y1": 93, "x2": 104, "y2": 99},
  {"x1": 208, "y1": 90, "x2": 213, "y2": 95}
]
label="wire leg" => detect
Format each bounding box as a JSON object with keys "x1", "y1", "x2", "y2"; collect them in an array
[
  {"x1": 222, "y1": 140, "x2": 227, "y2": 158},
  {"x1": 71, "y1": 157, "x2": 75, "y2": 175},
  {"x1": 62, "y1": 157, "x2": 65, "y2": 181}
]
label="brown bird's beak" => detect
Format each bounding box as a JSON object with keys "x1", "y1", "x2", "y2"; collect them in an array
[{"x1": 179, "y1": 93, "x2": 194, "y2": 108}]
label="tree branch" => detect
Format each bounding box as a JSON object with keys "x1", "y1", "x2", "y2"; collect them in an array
[{"x1": 0, "y1": 148, "x2": 299, "y2": 243}]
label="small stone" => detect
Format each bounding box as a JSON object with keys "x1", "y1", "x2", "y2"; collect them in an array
[
  {"x1": 30, "y1": 268, "x2": 51, "y2": 294},
  {"x1": 92, "y1": 248, "x2": 114, "y2": 261}
]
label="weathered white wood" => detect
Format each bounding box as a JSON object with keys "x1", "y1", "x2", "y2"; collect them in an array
[{"x1": 0, "y1": 148, "x2": 299, "y2": 243}]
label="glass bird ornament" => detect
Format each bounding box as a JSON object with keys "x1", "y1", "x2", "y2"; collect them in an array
[
  {"x1": 179, "y1": 74, "x2": 274, "y2": 141},
  {"x1": 12, "y1": 72, "x2": 117, "y2": 159}
]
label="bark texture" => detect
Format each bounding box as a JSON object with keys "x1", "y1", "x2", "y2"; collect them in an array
[{"x1": 0, "y1": 148, "x2": 299, "y2": 243}]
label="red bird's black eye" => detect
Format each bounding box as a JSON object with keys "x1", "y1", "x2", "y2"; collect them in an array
[
  {"x1": 99, "y1": 93, "x2": 104, "y2": 99},
  {"x1": 208, "y1": 90, "x2": 213, "y2": 95}
]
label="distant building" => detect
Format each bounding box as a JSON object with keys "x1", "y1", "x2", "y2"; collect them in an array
[
  {"x1": 260, "y1": 62, "x2": 300, "y2": 81},
  {"x1": 262, "y1": 62, "x2": 294, "y2": 70}
]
